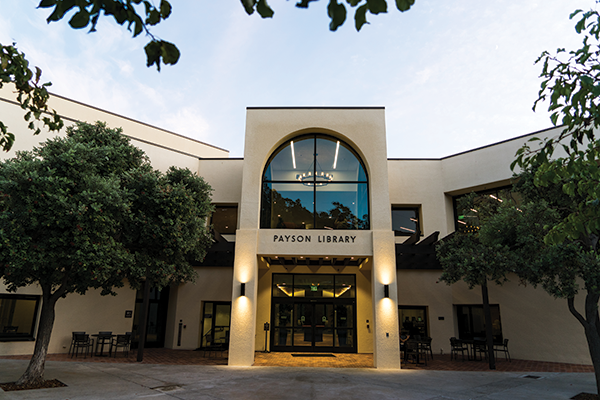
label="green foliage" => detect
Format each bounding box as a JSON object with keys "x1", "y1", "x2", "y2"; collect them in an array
[
  {"x1": 0, "y1": 121, "x2": 213, "y2": 294},
  {"x1": 0, "y1": 121, "x2": 213, "y2": 385},
  {"x1": 243, "y1": 0, "x2": 415, "y2": 32},
  {"x1": 0, "y1": 43, "x2": 64, "y2": 152},
  {"x1": 512, "y1": 9, "x2": 600, "y2": 248},
  {"x1": 37, "y1": 0, "x2": 178, "y2": 71},
  {"x1": 437, "y1": 193, "x2": 516, "y2": 289},
  {"x1": 122, "y1": 166, "x2": 214, "y2": 290},
  {"x1": 0, "y1": 122, "x2": 144, "y2": 295}
]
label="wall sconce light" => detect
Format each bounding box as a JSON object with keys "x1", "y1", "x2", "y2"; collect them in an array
[
  {"x1": 240, "y1": 282, "x2": 246, "y2": 296},
  {"x1": 384, "y1": 284, "x2": 389, "y2": 298}
]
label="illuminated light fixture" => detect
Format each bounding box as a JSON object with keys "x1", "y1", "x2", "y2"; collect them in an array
[
  {"x1": 291, "y1": 141, "x2": 296, "y2": 169},
  {"x1": 240, "y1": 282, "x2": 246, "y2": 296},
  {"x1": 384, "y1": 284, "x2": 390, "y2": 298},
  {"x1": 409, "y1": 217, "x2": 418, "y2": 222},
  {"x1": 457, "y1": 220, "x2": 467, "y2": 225},
  {"x1": 400, "y1": 226, "x2": 415, "y2": 233},
  {"x1": 277, "y1": 284, "x2": 293, "y2": 297},
  {"x1": 489, "y1": 194, "x2": 503, "y2": 202},
  {"x1": 470, "y1": 208, "x2": 478, "y2": 213},
  {"x1": 335, "y1": 285, "x2": 351, "y2": 297},
  {"x1": 295, "y1": 150, "x2": 333, "y2": 186},
  {"x1": 333, "y1": 141, "x2": 340, "y2": 169}
]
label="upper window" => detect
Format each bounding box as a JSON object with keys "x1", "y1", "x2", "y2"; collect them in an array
[
  {"x1": 211, "y1": 205, "x2": 238, "y2": 234},
  {"x1": 261, "y1": 134, "x2": 369, "y2": 230},
  {"x1": 392, "y1": 207, "x2": 421, "y2": 236},
  {"x1": 0, "y1": 294, "x2": 40, "y2": 341},
  {"x1": 452, "y1": 186, "x2": 518, "y2": 232}
]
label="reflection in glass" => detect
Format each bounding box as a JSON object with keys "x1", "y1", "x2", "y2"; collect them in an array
[
  {"x1": 261, "y1": 134, "x2": 369, "y2": 230},
  {"x1": 273, "y1": 274, "x2": 294, "y2": 297},
  {"x1": 392, "y1": 208, "x2": 419, "y2": 236},
  {"x1": 315, "y1": 183, "x2": 369, "y2": 230}
]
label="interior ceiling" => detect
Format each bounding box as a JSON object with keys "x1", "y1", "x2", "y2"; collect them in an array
[{"x1": 263, "y1": 256, "x2": 366, "y2": 268}]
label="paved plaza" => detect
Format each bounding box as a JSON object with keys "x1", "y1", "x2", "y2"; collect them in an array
[{"x1": 0, "y1": 352, "x2": 597, "y2": 399}]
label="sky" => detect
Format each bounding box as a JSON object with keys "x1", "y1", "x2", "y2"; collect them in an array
[{"x1": 0, "y1": 0, "x2": 597, "y2": 158}]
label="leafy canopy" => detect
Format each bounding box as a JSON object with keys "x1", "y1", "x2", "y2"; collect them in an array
[
  {"x1": 0, "y1": 44, "x2": 63, "y2": 152},
  {"x1": 512, "y1": 9, "x2": 600, "y2": 247}
]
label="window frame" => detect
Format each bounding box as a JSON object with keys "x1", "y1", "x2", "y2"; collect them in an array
[
  {"x1": 261, "y1": 134, "x2": 370, "y2": 230},
  {"x1": 210, "y1": 204, "x2": 239, "y2": 235},
  {"x1": 0, "y1": 293, "x2": 41, "y2": 342},
  {"x1": 391, "y1": 206, "x2": 421, "y2": 237}
]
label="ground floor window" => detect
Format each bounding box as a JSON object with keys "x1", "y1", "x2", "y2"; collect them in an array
[
  {"x1": 399, "y1": 305, "x2": 428, "y2": 338},
  {"x1": 270, "y1": 273, "x2": 357, "y2": 353},
  {"x1": 456, "y1": 304, "x2": 503, "y2": 342},
  {"x1": 200, "y1": 302, "x2": 231, "y2": 349},
  {"x1": 0, "y1": 294, "x2": 40, "y2": 341}
]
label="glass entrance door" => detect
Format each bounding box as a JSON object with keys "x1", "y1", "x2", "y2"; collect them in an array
[
  {"x1": 294, "y1": 303, "x2": 334, "y2": 348},
  {"x1": 270, "y1": 273, "x2": 356, "y2": 353}
]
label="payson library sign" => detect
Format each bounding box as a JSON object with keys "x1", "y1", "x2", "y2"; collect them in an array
[
  {"x1": 273, "y1": 234, "x2": 358, "y2": 244},
  {"x1": 0, "y1": 87, "x2": 592, "y2": 368}
]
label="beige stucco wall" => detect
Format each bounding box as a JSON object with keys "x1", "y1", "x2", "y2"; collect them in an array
[
  {"x1": 388, "y1": 160, "x2": 449, "y2": 238},
  {"x1": 198, "y1": 159, "x2": 243, "y2": 204},
  {"x1": 397, "y1": 270, "x2": 592, "y2": 365},
  {"x1": 0, "y1": 86, "x2": 228, "y2": 160},
  {"x1": 0, "y1": 282, "x2": 135, "y2": 356},
  {"x1": 164, "y1": 267, "x2": 233, "y2": 350}
]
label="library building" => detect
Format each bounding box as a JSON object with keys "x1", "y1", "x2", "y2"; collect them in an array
[{"x1": 0, "y1": 87, "x2": 590, "y2": 369}]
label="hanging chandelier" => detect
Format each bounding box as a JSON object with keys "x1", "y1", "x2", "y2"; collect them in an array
[{"x1": 296, "y1": 170, "x2": 334, "y2": 186}]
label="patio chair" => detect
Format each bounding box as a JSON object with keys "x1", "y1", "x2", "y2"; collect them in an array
[
  {"x1": 68, "y1": 331, "x2": 86, "y2": 356},
  {"x1": 494, "y1": 339, "x2": 511, "y2": 361},
  {"x1": 71, "y1": 333, "x2": 94, "y2": 358},
  {"x1": 450, "y1": 337, "x2": 468, "y2": 361},
  {"x1": 203, "y1": 334, "x2": 225, "y2": 358},
  {"x1": 403, "y1": 339, "x2": 427, "y2": 366},
  {"x1": 473, "y1": 338, "x2": 487, "y2": 361},
  {"x1": 421, "y1": 337, "x2": 434, "y2": 360},
  {"x1": 111, "y1": 332, "x2": 132, "y2": 357}
]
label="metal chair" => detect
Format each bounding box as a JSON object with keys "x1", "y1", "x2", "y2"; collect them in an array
[
  {"x1": 71, "y1": 333, "x2": 94, "y2": 358},
  {"x1": 68, "y1": 331, "x2": 86, "y2": 356},
  {"x1": 95, "y1": 331, "x2": 113, "y2": 356},
  {"x1": 421, "y1": 337, "x2": 434, "y2": 360},
  {"x1": 473, "y1": 338, "x2": 487, "y2": 360},
  {"x1": 403, "y1": 339, "x2": 427, "y2": 366},
  {"x1": 203, "y1": 334, "x2": 225, "y2": 358},
  {"x1": 111, "y1": 332, "x2": 132, "y2": 357},
  {"x1": 450, "y1": 337, "x2": 468, "y2": 361},
  {"x1": 494, "y1": 339, "x2": 511, "y2": 361}
]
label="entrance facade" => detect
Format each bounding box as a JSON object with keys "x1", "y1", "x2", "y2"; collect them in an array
[{"x1": 270, "y1": 273, "x2": 357, "y2": 353}]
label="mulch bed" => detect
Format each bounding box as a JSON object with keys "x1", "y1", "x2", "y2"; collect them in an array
[
  {"x1": 571, "y1": 393, "x2": 599, "y2": 400},
  {"x1": 0, "y1": 379, "x2": 67, "y2": 392}
]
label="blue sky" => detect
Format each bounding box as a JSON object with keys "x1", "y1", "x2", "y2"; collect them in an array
[{"x1": 0, "y1": 1, "x2": 597, "y2": 158}]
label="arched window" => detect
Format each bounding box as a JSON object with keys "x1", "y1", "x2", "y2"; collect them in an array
[{"x1": 260, "y1": 134, "x2": 369, "y2": 230}]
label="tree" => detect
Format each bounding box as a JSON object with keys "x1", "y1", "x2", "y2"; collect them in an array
[
  {"x1": 510, "y1": 9, "x2": 600, "y2": 393},
  {"x1": 436, "y1": 192, "x2": 512, "y2": 370},
  {"x1": 0, "y1": 121, "x2": 213, "y2": 386},
  {"x1": 1, "y1": 0, "x2": 417, "y2": 152},
  {"x1": 0, "y1": 44, "x2": 63, "y2": 152}
]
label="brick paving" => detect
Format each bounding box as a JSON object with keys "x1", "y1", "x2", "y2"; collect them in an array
[{"x1": 0, "y1": 350, "x2": 594, "y2": 372}]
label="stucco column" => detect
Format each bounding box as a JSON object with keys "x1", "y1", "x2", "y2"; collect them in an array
[
  {"x1": 371, "y1": 230, "x2": 401, "y2": 369},
  {"x1": 228, "y1": 229, "x2": 259, "y2": 366}
]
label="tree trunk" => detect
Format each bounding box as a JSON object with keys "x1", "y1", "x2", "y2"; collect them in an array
[
  {"x1": 568, "y1": 293, "x2": 600, "y2": 394},
  {"x1": 481, "y1": 281, "x2": 496, "y2": 370},
  {"x1": 16, "y1": 290, "x2": 58, "y2": 386},
  {"x1": 137, "y1": 275, "x2": 152, "y2": 362}
]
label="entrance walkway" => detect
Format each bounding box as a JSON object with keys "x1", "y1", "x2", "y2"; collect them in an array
[{"x1": 1, "y1": 350, "x2": 594, "y2": 372}]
